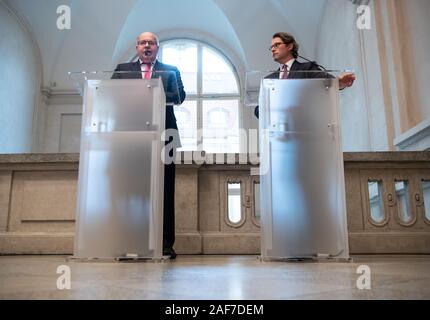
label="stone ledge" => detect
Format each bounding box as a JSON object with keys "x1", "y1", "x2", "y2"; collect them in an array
[
  {"x1": 0, "y1": 153, "x2": 79, "y2": 164},
  {"x1": 0, "y1": 232, "x2": 74, "y2": 254},
  {"x1": 349, "y1": 232, "x2": 430, "y2": 254},
  {"x1": 2, "y1": 232, "x2": 430, "y2": 255},
  {"x1": 201, "y1": 232, "x2": 260, "y2": 254},
  {"x1": 174, "y1": 232, "x2": 202, "y2": 254},
  {"x1": 343, "y1": 151, "x2": 430, "y2": 162},
  {"x1": 0, "y1": 232, "x2": 262, "y2": 255},
  {"x1": 1, "y1": 152, "x2": 430, "y2": 166}
]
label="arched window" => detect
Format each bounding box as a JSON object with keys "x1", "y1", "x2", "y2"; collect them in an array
[{"x1": 159, "y1": 39, "x2": 240, "y2": 153}]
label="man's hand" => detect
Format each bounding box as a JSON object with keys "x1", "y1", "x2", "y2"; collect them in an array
[{"x1": 338, "y1": 73, "x2": 356, "y2": 89}]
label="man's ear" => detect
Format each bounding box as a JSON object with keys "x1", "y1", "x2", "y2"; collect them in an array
[{"x1": 286, "y1": 43, "x2": 294, "y2": 52}]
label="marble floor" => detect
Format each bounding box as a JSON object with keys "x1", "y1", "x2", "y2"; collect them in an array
[{"x1": 0, "y1": 255, "x2": 429, "y2": 299}]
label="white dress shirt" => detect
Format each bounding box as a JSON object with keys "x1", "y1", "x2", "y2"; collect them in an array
[
  {"x1": 139, "y1": 59, "x2": 156, "y2": 79},
  {"x1": 279, "y1": 58, "x2": 295, "y2": 79}
]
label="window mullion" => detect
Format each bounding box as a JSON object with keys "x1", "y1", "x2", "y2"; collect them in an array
[
  {"x1": 160, "y1": 39, "x2": 241, "y2": 152},
  {"x1": 197, "y1": 44, "x2": 203, "y2": 150}
]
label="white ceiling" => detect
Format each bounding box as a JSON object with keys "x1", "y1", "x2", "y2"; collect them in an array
[{"x1": 7, "y1": 0, "x2": 328, "y2": 91}]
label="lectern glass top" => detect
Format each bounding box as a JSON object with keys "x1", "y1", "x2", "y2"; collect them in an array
[
  {"x1": 244, "y1": 69, "x2": 353, "y2": 107},
  {"x1": 69, "y1": 70, "x2": 182, "y2": 105}
]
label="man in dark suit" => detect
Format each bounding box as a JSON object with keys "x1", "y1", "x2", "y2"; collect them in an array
[
  {"x1": 113, "y1": 32, "x2": 186, "y2": 259},
  {"x1": 254, "y1": 32, "x2": 355, "y2": 118}
]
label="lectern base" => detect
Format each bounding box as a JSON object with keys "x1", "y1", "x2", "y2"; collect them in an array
[
  {"x1": 258, "y1": 256, "x2": 353, "y2": 263},
  {"x1": 66, "y1": 256, "x2": 168, "y2": 263}
]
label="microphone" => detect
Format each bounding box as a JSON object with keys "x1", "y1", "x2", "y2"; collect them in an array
[{"x1": 297, "y1": 54, "x2": 327, "y2": 71}]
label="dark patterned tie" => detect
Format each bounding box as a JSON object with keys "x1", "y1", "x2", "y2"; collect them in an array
[{"x1": 281, "y1": 64, "x2": 289, "y2": 79}]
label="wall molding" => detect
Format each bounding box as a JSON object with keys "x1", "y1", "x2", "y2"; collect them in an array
[{"x1": 394, "y1": 117, "x2": 430, "y2": 151}]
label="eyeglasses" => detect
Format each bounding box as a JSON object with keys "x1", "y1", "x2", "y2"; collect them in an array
[
  {"x1": 269, "y1": 42, "x2": 286, "y2": 51},
  {"x1": 137, "y1": 40, "x2": 157, "y2": 47}
]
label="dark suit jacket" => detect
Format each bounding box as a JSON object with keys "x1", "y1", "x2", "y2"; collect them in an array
[
  {"x1": 254, "y1": 60, "x2": 330, "y2": 118},
  {"x1": 112, "y1": 60, "x2": 186, "y2": 131}
]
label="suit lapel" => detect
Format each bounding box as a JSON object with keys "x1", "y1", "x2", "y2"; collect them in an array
[
  {"x1": 289, "y1": 60, "x2": 301, "y2": 72},
  {"x1": 267, "y1": 61, "x2": 302, "y2": 79},
  {"x1": 132, "y1": 61, "x2": 141, "y2": 70},
  {"x1": 130, "y1": 61, "x2": 141, "y2": 78},
  {"x1": 266, "y1": 72, "x2": 279, "y2": 79},
  {"x1": 152, "y1": 60, "x2": 160, "y2": 79},
  {"x1": 288, "y1": 60, "x2": 302, "y2": 79}
]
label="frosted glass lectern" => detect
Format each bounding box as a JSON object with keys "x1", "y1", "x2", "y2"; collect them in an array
[
  {"x1": 69, "y1": 71, "x2": 178, "y2": 260},
  {"x1": 258, "y1": 72, "x2": 350, "y2": 260}
]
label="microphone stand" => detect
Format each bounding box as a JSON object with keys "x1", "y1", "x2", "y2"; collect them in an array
[{"x1": 297, "y1": 54, "x2": 327, "y2": 71}]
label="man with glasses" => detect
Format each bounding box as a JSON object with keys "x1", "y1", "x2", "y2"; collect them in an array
[
  {"x1": 113, "y1": 32, "x2": 186, "y2": 259},
  {"x1": 254, "y1": 32, "x2": 355, "y2": 118}
]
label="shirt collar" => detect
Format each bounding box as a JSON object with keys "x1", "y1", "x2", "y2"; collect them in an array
[
  {"x1": 139, "y1": 59, "x2": 157, "y2": 67},
  {"x1": 283, "y1": 58, "x2": 295, "y2": 71}
]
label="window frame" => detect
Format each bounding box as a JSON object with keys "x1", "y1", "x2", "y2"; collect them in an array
[{"x1": 158, "y1": 39, "x2": 242, "y2": 151}]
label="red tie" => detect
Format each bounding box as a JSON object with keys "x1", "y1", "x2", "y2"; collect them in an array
[
  {"x1": 142, "y1": 63, "x2": 151, "y2": 79},
  {"x1": 281, "y1": 64, "x2": 288, "y2": 79}
]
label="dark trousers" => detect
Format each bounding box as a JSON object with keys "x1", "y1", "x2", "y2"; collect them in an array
[{"x1": 163, "y1": 161, "x2": 175, "y2": 249}]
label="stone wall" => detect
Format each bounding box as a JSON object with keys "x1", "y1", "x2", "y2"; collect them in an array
[{"x1": 1, "y1": 152, "x2": 429, "y2": 255}]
